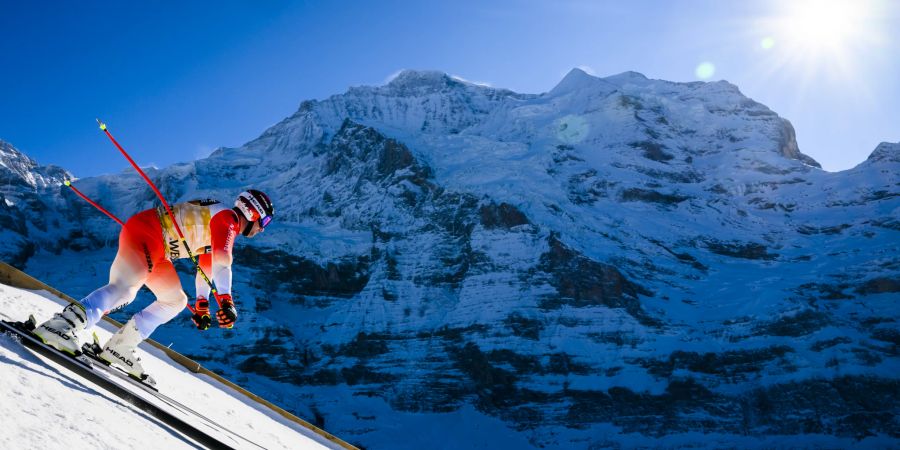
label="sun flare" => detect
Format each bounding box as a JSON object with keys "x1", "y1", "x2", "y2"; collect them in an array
[
  {"x1": 757, "y1": 0, "x2": 888, "y2": 86},
  {"x1": 776, "y1": 0, "x2": 871, "y2": 54}
]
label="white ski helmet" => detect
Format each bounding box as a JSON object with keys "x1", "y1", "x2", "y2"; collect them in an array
[{"x1": 234, "y1": 189, "x2": 274, "y2": 233}]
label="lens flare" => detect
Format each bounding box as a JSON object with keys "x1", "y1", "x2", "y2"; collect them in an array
[
  {"x1": 555, "y1": 115, "x2": 590, "y2": 144},
  {"x1": 753, "y1": 0, "x2": 887, "y2": 92},
  {"x1": 695, "y1": 62, "x2": 716, "y2": 80}
]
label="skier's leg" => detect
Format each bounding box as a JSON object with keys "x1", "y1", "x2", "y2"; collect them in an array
[
  {"x1": 80, "y1": 244, "x2": 150, "y2": 329},
  {"x1": 99, "y1": 259, "x2": 184, "y2": 379},
  {"x1": 34, "y1": 217, "x2": 151, "y2": 353},
  {"x1": 81, "y1": 210, "x2": 164, "y2": 328},
  {"x1": 134, "y1": 259, "x2": 188, "y2": 339}
]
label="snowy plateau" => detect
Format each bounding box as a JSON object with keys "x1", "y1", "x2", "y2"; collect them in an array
[{"x1": 1, "y1": 68, "x2": 898, "y2": 449}]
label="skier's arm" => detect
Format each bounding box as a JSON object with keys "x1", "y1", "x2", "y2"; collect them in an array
[
  {"x1": 210, "y1": 210, "x2": 239, "y2": 328},
  {"x1": 195, "y1": 253, "x2": 212, "y2": 299},
  {"x1": 190, "y1": 249, "x2": 215, "y2": 330},
  {"x1": 210, "y1": 210, "x2": 238, "y2": 297}
]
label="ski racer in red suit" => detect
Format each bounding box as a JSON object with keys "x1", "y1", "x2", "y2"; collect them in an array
[{"x1": 34, "y1": 190, "x2": 274, "y2": 381}]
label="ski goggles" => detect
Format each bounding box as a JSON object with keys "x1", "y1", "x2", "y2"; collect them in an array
[{"x1": 259, "y1": 215, "x2": 273, "y2": 228}]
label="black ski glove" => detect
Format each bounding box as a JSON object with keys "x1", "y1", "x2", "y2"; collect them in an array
[
  {"x1": 216, "y1": 294, "x2": 238, "y2": 329},
  {"x1": 191, "y1": 297, "x2": 212, "y2": 330}
]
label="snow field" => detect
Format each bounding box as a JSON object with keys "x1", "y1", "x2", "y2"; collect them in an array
[{"x1": 0, "y1": 283, "x2": 340, "y2": 450}]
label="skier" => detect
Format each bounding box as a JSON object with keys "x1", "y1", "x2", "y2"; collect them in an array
[{"x1": 32, "y1": 190, "x2": 274, "y2": 380}]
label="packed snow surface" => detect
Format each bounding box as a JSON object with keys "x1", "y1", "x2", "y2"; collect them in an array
[{"x1": 0, "y1": 283, "x2": 338, "y2": 450}]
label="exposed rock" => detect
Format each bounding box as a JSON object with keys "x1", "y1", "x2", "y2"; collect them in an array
[
  {"x1": 341, "y1": 363, "x2": 398, "y2": 386},
  {"x1": 757, "y1": 310, "x2": 830, "y2": 337},
  {"x1": 339, "y1": 332, "x2": 391, "y2": 359},
  {"x1": 236, "y1": 246, "x2": 370, "y2": 304},
  {"x1": 385, "y1": 70, "x2": 462, "y2": 96},
  {"x1": 636, "y1": 346, "x2": 794, "y2": 379},
  {"x1": 795, "y1": 282, "x2": 854, "y2": 300},
  {"x1": 810, "y1": 337, "x2": 853, "y2": 352},
  {"x1": 236, "y1": 355, "x2": 284, "y2": 378},
  {"x1": 545, "y1": 352, "x2": 592, "y2": 376},
  {"x1": 705, "y1": 240, "x2": 778, "y2": 261},
  {"x1": 566, "y1": 376, "x2": 897, "y2": 438},
  {"x1": 448, "y1": 341, "x2": 555, "y2": 423},
  {"x1": 871, "y1": 328, "x2": 900, "y2": 347},
  {"x1": 776, "y1": 119, "x2": 821, "y2": 168},
  {"x1": 487, "y1": 349, "x2": 541, "y2": 375},
  {"x1": 855, "y1": 277, "x2": 900, "y2": 295},
  {"x1": 648, "y1": 238, "x2": 707, "y2": 271},
  {"x1": 629, "y1": 140, "x2": 674, "y2": 162},
  {"x1": 479, "y1": 202, "x2": 530, "y2": 229},
  {"x1": 566, "y1": 170, "x2": 615, "y2": 205},
  {"x1": 864, "y1": 142, "x2": 900, "y2": 164},
  {"x1": 503, "y1": 313, "x2": 543, "y2": 340},
  {"x1": 449, "y1": 341, "x2": 523, "y2": 412},
  {"x1": 619, "y1": 188, "x2": 689, "y2": 206},
  {"x1": 798, "y1": 224, "x2": 852, "y2": 235},
  {"x1": 538, "y1": 235, "x2": 656, "y2": 326}
]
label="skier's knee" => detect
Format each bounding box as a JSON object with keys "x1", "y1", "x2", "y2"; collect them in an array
[
  {"x1": 171, "y1": 290, "x2": 188, "y2": 309},
  {"x1": 105, "y1": 283, "x2": 140, "y2": 306},
  {"x1": 125, "y1": 286, "x2": 141, "y2": 299}
]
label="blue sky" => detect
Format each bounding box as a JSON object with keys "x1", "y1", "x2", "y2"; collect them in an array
[{"x1": 1, "y1": 0, "x2": 897, "y2": 175}]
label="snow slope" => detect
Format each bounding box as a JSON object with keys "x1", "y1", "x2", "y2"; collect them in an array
[{"x1": 0, "y1": 282, "x2": 340, "y2": 450}]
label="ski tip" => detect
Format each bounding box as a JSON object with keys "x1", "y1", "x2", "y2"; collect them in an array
[
  {"x1": 64, "y1": 179, "x2": 71, "y2": 187},
  {"x1": 95, "y1": 118, "x2": 107, "y2": 131}
]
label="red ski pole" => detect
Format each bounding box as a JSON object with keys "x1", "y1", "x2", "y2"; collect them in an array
[
  {"x1": 96, "y1": 119, "x2": 223, "y2": 313},
  {"x1": 64, "y1": 179, "x2": 125, "y2": 226}
]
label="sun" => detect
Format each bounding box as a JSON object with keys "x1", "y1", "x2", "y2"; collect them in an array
[
  {"x1": 777, "y1": 0, "x2": 869, "y2": 54},
  {"x1": 755, "y1": 0, "x2": 888, "y2": 84}
]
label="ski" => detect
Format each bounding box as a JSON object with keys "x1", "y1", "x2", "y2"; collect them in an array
[
  {"x1": 0, "y1": 317, "x2": 235, "y2": 450},
  {"x1": 80, "y1": 335, "x2": 266, "y2": 450},
  {"x1": 82, "y1": 334, "x2": 159, "y2": 391}
]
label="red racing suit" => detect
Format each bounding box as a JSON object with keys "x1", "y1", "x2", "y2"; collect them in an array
[{"x1": 78, "y1": 200, "x2": 240, "y2": 339}]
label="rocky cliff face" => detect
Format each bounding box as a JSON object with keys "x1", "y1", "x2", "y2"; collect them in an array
[
  {"x1": 7, "y1": 69, "x2": 899, "y2": 448},
  {"x1": 0, "y1": 140, "x2": 73, "y2": 265}
]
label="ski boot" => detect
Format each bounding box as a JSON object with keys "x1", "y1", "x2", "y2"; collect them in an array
[
  {"x1": 33, "y1": 303, "x2": 87, "y2": 356},
  {"x1": 99, "y1": 318, "x2": 155, "y2": 385}
]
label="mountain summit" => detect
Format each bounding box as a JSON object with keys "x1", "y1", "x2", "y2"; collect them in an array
[
  {"x1": 386, "y1": 69, "x2": 459, "y2": 91},
  {"x1": 0, "y1": 140, "x2": 69, "y2": 195},
  {"x1": 549, "y1": 67, "x2": 610, "y2": 95},
  {"x1": 864, "y1": 141, "x2": 900, "y2": 164}
]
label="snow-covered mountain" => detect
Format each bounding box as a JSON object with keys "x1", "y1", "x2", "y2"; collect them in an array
[
  {"x1": 0, "y1": 140, "x2": 72, "y2": 266},
  {"x1": 2, "y1": 68, "x2": 898, "y2": 448}
]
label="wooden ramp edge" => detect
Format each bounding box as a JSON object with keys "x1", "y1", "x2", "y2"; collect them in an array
[{"x1": 0, "y1": 261, "x2": 358, "y2": 450}]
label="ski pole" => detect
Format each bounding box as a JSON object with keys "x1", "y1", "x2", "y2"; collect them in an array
[
  {"x1": 64, "y1": 179, "x2": 125, "y2": 226},
  {"x1": 95, "y1": 119, "x2": 222, "y2": 313}
]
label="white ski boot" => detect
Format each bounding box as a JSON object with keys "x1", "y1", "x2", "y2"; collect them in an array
[
  {"x1": 100, "y1": 318, "x2": 153, "y2": 383},
  {"x1": 33, "y1": 303, "x2": 87, "y2": 356}
]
